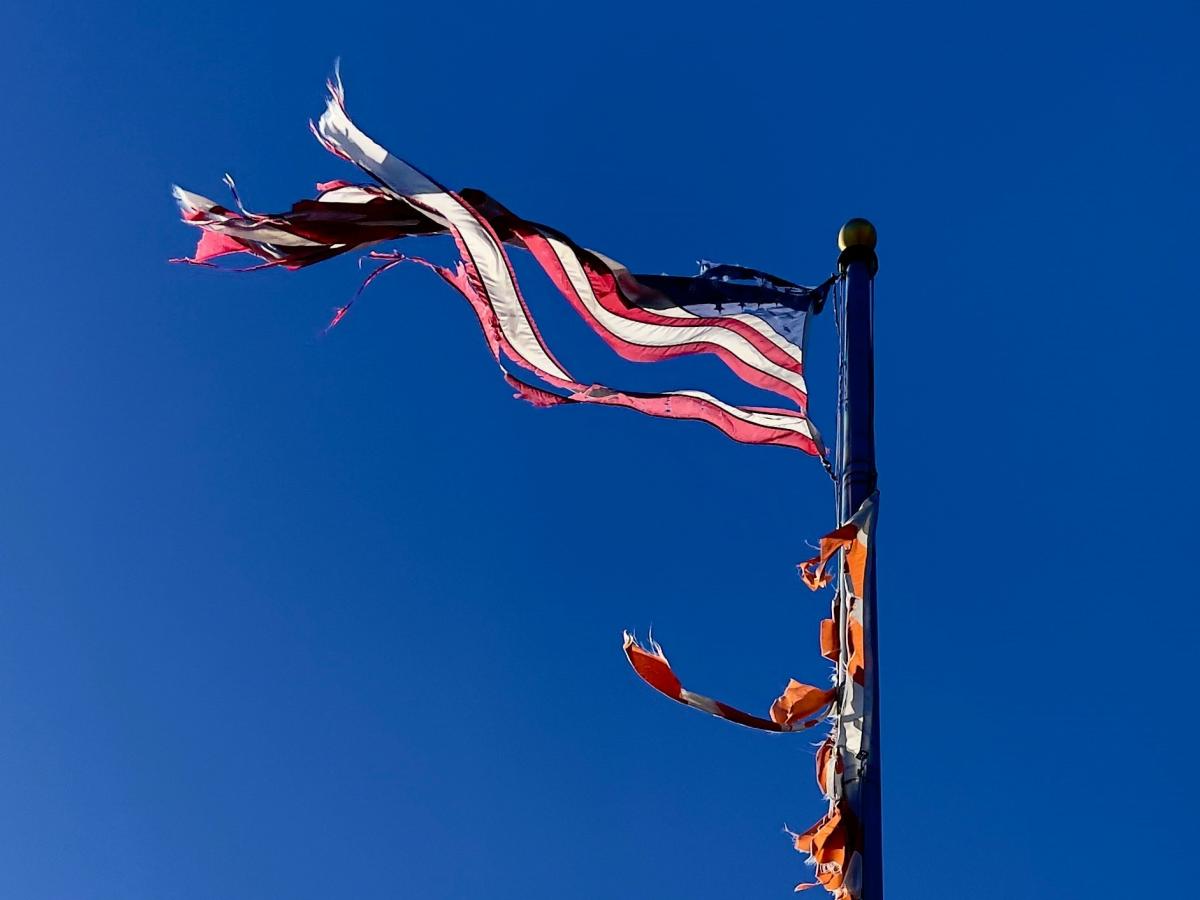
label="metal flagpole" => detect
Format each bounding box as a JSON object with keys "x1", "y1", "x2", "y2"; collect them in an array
[{"x1": 836, "y1": 218, "x2": 882, "y2": 900}]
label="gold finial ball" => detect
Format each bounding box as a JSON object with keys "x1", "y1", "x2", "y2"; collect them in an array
[{"x1": 838, "y1": 217, "x2": 878, "y2": 252}]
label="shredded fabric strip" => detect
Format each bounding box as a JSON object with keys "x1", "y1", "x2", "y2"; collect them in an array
[
  {"x1": 622, "y1": 632, "x2": 834, "y2": 732},
  {"x1": 794, "y1": 493, "x2": 878, "y2": 897}
]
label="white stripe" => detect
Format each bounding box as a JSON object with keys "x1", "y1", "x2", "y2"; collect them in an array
[
  {"x1": 316, "y1": 93, "x2": 440, "y2": 196},
  {"x1": 316, "y1": 185, "x2": 385, "y2": 204},
  {"x1": 410, "y1": 192, "x2": 571, "y2": 382},
  {"x1": 546, "y1": 236, "x2": 808, "y2": 398},
  {"x1": 666, "y1": 389, "x2": 813, "y2": 439},
  {"x1": 315, "y1": 93, "x2": 571, "y2": 384},
  {"x1": 680, "y1": 690, "x2": 723, "y2": 716},
  {"x1": 172, "y1": 186, "x2": 217, "y2": 213},
  {"x1": 851, "y1": 494, "x2": 876, "y2": 537}
]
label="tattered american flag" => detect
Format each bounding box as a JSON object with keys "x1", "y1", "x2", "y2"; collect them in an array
[
  {"x1": 173, "y1": 71, "x2": 831, "y2": 457},
  {"x1": 173, "y1": 70, "x2": 872, "y2": 898}
]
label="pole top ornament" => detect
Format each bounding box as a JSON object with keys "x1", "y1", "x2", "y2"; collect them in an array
[
  {"x1": 837, "y1": 218, "x2": 878, "y2": 275},
  {"x1": 838, "y1": 218, "x2": 877, "y2": 252}
]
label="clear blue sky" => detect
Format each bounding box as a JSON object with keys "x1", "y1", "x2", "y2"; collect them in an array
[{"x1": 3, "y1": 2, "x2": 1196, "y2": 898}]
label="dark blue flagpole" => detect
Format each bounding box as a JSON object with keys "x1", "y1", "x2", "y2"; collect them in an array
[{"x1": 837, "y1": 218, "x2": 882, "y2": 900}]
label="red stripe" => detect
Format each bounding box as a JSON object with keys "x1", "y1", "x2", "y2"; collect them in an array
[
  {"x1": 571, "y1": 387, "x2": 818, "y2": 454},
  {"x1": 623, "y1": 638, "x2": 683, "y2": 701}
]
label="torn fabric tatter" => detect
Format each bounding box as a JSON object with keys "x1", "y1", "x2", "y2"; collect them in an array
[
  {"x1": 792, "y1": 493, "x2": 878, "y2": 898},
  {"x1": 622, "y1": 632, "x2": 834, "y2": 733},
  {"x1": 172, "y1": 71, "x2": 831, "y2": 457},
  {"x1": 798, "y1": 496, "x2": 874, "y2": 596},
  {"x1": 790, "y1": 802, "x2": 862, "y2": 897}
]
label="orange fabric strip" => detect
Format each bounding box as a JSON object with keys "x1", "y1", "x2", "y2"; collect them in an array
[
  {"x1": 790, "y1": 803, "x2": 858, "y2": 896},
  {"x1": 798, "y1": 523, "x2": 858, "y2": 591},
  {"x1": 770, "y1": 680, "x2": 837, "y2": 729},
  {"x1": 819, "y1": 618, "x2": 839, "y2": 661},
  {"x1": 623, "y1": 632, "x2": 831, "y2": 733}
]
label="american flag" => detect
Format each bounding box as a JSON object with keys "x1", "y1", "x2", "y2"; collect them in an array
[
  {"x1": 173, "y1": 72, "x2": 832, "y2": 457},
  {"x1": 174, "y1": 70, "x2": 880, "y2": 900}
]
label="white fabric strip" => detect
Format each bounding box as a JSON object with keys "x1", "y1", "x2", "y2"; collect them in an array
[
  {"x1": 315, "y1": 87, "x2": 571, "y2": 384},
  {"x1": 316, "y1": 185, "x2": 386, "y2": 204},
  {"x1": 664, "y1": 389, "x2": 814, "y2": 439}
]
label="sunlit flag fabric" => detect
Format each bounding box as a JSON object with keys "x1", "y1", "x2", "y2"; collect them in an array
[{"x1": 173, "y1": 73, "x2": 831, "y2": 457}]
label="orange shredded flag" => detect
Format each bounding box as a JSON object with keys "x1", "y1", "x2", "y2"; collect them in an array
[
  {"x1": 625, "y1": 492, "x2": 879, "y2": 897},
  {"x1": 797, "y1": 494, "x2": 876, "y2": 599},
  {"x1": 814, "y1": 737, "x2": 839, "y2": 796},
  {"x1": 792, "y1": 493, "x2": 878, "y2": 898},
  {"x1": 799, "y1": 523, "x2": 859, "y2": 591},
  {"x1": 623, "y1": 632, "x2": 832, "y2": 733},
  {"x1": 819, "y1": 618, "x2": 839, "y2": 661},
  {"x1": 770, "y1": 679, "x2": 837, "y2": 729},
  {"x1": 790, "y1": 803, "x2": 861, "y2": 897}
]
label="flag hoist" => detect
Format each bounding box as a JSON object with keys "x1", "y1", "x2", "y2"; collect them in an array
[{"x1": 172, "y1": 69, "x2": 884, "y2": 899}]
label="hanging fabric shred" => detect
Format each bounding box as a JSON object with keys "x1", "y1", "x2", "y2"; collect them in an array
[
  {"x1": 172, "y1": 71, "x2": 832, "y2": 456},
  {"x1": 789, "y1": 492, "x2": 878, "y2": 898},
  {"x1": 797, "y1": 496, "x2": 874, "y2": 596},
  {"x1": 622, "y1": 632, "x2": 834, "y2": 733},
  {"x1": 790, "y1": 802, "x2": 862, "y2": 897}
]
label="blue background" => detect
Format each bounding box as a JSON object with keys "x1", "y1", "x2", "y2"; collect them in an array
[{"x1": 3, "y1": 2, "x2": 1196, "y2": 897}]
